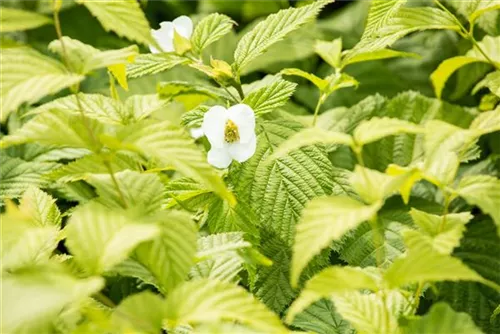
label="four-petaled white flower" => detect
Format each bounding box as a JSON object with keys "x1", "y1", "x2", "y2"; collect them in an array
[
  {"x1": 150, "y1": 16, "x2": 193, "y2": 54},
  {"x1": 202, "y1": 104, "x2": 257, "y2": 169}
]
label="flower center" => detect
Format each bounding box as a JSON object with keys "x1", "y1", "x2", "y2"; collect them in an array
[{"x1": 224, "y1": 120, "x2": 240, "y2": 143}]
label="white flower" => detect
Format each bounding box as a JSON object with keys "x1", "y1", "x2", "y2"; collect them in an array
[
  {"x1": 150, "y1": 16, "x2": 193, "y2": 54},
  {"x1": 189, "y1": 127, "x2": 204, "y2": 139},
  {"x1": 202, "y1": 104, "x2": 257, "y2": 169}
]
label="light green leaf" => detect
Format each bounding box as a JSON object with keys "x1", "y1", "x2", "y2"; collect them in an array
[
  {"x1": 233, "y1": 0, "x2": 332, "y2": 73},
  {"x1": 48, "y1": 36, "x2": 138, "y2": 74},
  {"x1": 469, "y1": 106, "x2": 500, "y2": 134},
  {"x1": 384, "y1": 240, "x2": 499, "y2": 290},
  {"x1": 341, "y1": 48, "x2": 420, "y2": 68},
  {"x1": 291, "y1": 196, "x2": 382, "y2": 286},
  {"x1": 192, "y1": 13, "x2": 235, "y2": 53},
  {"x1": 361, "y1": 0, "x2": 407, "y2": 40},
  {"x1": 315, "y1": 38, "x2": 342, "y2": 69},
  {"x1": 291, "y1": 299, "x2": 353, "y2": 334},
  {"x1": 165, "y1": 177, "x2": 214, "y2": 210},
  {"x1": 157, "y1": 81, "x2": 229, "y2": 101},
  {"x1": 287, "y1": 266, "x2": 380, "y2": 322},
  {"x1": 353, "y1": 117, "x2": 422, "y2": 146},
  {"x1": 65, "y1": 203, "x2": 159, "y2": 274},
  {"x1": 1, "y1": 266, "x2": 104, "y2": 333},
  {"x1": 456, "y1": 175, "x2": 500, "y2": 235},
  {"x1": 19, "y1": 187, "x2": 62, "y2": 227},
  {"x1": 448, "y1": 0, "x2": 500, "y2": 35},
  {"x1": 242, "y1": 78, "x2": 297, "y2": 115},
  {"x1": 0, "y1": 47, "x2": 84, "y2": 121},
  {"x1": 117, "y1": 120, "x2": 235, "y2": 205},
  {"x1": 281, "y1": 68, "x2": 329, "y2": 91},
  {"x1": 112, "y1": 292, "x2": 165, "y2": 334},
  {"x1": 123, "y1": 94, "x2": 169, "y2": 122},
  {"x1": 134, "y1": 211, "x2": 197, "y2": 294},
  {"x1": 0, "y1": 7, "x2": 52, "y2": 32},
  {"x1": 470, "y1": 2, "x2": 500, "y2": 29},
  {"x1": 407, "y1": 208, "x2": 473, "y2": 255},
  {"x1": 270, "y1": 127, "x2": 353, "y2": 161},
  {"x1": 26, "y1": 93, "x2": 127, "y2": 125},
  {"x1": 77, "y1": 0, "x2": 153, "y2": 46},
  {"x1": 0, "y1": 155, "x2": 56, "y2": 199},
  {"x1": 473, "y1": 70, "x2": 500, "y2": 97},
  {"x1": 402, "y1": 302, "x2": 483, "y2": 334},
  {"x1": 86, "y1": 170, "x2": 164, "y2": 214},
  {"x1": 206, "y1": 198, "x2": 259, "y2": 237},
  {"x1": 164, "y1": 279, "x2": 287, "y2": 333},
  {"x1": 431, "y1": 56, "x2": 483, "y2": 99},
  {"x1": 324, "y1": 72, "x2": 359, "y2": 94},
  {"x1": 126, "y1": 53, "x2": 190, "y2": 78},
  {"x1": 181, "y1": 105, "x2": 210, "y2": 129}
]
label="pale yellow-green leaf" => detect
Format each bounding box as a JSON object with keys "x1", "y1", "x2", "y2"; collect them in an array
[
  {"x1": 19, "y1": 187, "x2": 62, "y2": 227},
  {"x1": 191, "y1": 13, "x2": 235, "y2": 53},
  {"x1": 431, "y1": 56, "x2": 483, "y2": 99},
  {"x1": 353, "y1": 117, "x2": 422, "y2": 146},
  {"x1": 281, "y1": 68, "x2": 329, "y2": 90},
  {"x1": 341, "y1": 48, "x2": 420, "y2": 68},
  {"x1": 315, "y1": 38, "x2": 342, "y2": 69},
  {"x1": 291, "y1": 196, "x2": 382, "y2": 286},
  {"x1": 473, "y1": 70, "x2": 500, "y2": 97},
  {"x1": 112, "y1": 292, "x2": 165, "y2": 334},
  {"x1": 0, "y1": 7, "x2": 52, "y2": 32},
  {"x1": 469, "y1": 106, "x2": 500, "y2": 135}
]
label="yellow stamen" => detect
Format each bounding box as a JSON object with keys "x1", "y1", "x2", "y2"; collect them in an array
[{"x1": 224, "y1": 119, "x2": 240, "y2": 143}]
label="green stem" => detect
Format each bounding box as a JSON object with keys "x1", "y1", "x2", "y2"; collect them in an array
[
  {"x1": 312, "y1": 94, "x2": 325, "y2": 126},
  {"x1": 469, "y1": 36, "x2": 500, "y2": 70},
  {"x1": 234, "y1": 83, "x2": 245, "y2": 100},
  {"x1": 413, "y1": 281, "x2": 424, "y2": 313}
]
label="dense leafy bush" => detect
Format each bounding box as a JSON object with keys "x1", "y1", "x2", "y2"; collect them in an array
[{"x1": 1, "y1": 0, "x2": 500, "y2": 333}]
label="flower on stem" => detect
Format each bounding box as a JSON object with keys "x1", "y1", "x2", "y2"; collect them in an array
[
  {"x1": 202, "y1": 104, "x2": 257, "y2": 169},
  {"x1": 150, "y1": 16, "x2": 193, "y2": 53}
]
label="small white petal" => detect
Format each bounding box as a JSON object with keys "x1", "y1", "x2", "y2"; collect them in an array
[
  {"x1": 202, "y1": 106, "x2": 228, "y2": 148},
  {"x1": 227, "y1": 104, "x2": 255, "y2": 143},
  {"x1": 190, "y1": 127, "x2": 204, "y2": 139},
  {"x1": 151, "y1": 22, "x2": 174, "y2": 52},
  {"x1": 228, "y1": 133, "x2": 257, "y2": 163},
  {"x1": 208, "y1": 147, "x2": 232, "y2": 169},
  {"x1": 173, "y1": 15, "x2": 193, "y2": 39}
]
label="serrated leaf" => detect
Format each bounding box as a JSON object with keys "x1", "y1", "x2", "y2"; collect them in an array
[
  {"x1": 48, "y1": 36, "x2": 138, "y2": 74},
  {"x1": 181, "y1": 105, "x2": 210, "y2": 129},
  {"x1": 0, "y1": 7, "x2": 52, "y2": 32},
  {"x1": 233, "y1": 0, "x2": 332, "y2": 72},
  {"x1": 19, "y1": 187, "x2": 62, "y2": 227},
  {"x1": 134, "y1": 211, "x2": 197, "y2": 294},
  {"x1": 242, "y1": 78, "x2": 297, "y2": 115},
  {"x1": 402, "y1": 302, "x2": 483, "y2": 334},
  {"x1": 473, "y1": 70, "x2": 500, "y2": 97},
  {"x1": 117, "y1": 120, "x2": 235, "y2": 205},
  {"x1": 112, "y1": 292, "x2": 165, "y2": 334},
  {"x1": 353, "y1": 117, "x2": 422, "y2": 146},
  {"x1": 191, "y1": 13, "x2": 235, "y2": 53},
  {"x1": 157, "y1": 81, "x2": 229, "y2": 101},
  {"x1": 281, "y1": 68, "x2": 329, "y2": 91},
  {"x1": 287, "y1": 266, "x2": 380, "y2": 322},
  {"x1": 291, "y1": 196, "x2": 382, "y2": 287},
  {"x1": 164, "y1": 279, "x2": 286, "y2": 333},
  {"x1": 77, "y1": 0, "x2": 153, "y2": 46},
  {"x1": 469, "y1": 106, "x2": 500, "y2": 134},
  {"x1": 270, "y1": 127, "x2": 353, "y2": 161},
  {"x1": 65, "y1": 203, "x2": 159, "y2": 275},
  {"x1": 0, "y1": 47, "x2": 84, "y2": 121},
  {"x1": 341, "y1": 48, "x2": 420, "y2": 68},
  {"x1": 315, "y1": 38, "x2": 342, "y2": 69},
  {"x1": 456, "y1": 175, "x2": 500, "y2": 235},
  {"x1": 87, "y1": 170, "x2": 164, "y2": 214},
  {"x1": 291, "y1": 299, "x2": 353, "y2": 334},
  {"x1": 448, "y1": 0, "x2": 500, "y2": 35},
  {"x1": 206, "y1": 198, "x2": 259, "y2": 238},
  {"x1": 165, "y1": 177, "x2": 214, "y2": 210},
  {"x1": 126, "y1": 53, "x2": 190, "y2": 78},
  {"x1": 2, "y1": 267, "x2": 103, "y2": 333},
  {"x1": 124, "y1": 94, "x2": 169, "y2": 122}
]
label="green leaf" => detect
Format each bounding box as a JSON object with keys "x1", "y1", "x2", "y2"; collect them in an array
[
  {"x1": 165, "y1": 177, "x2": 214, "y2": 210},
  {"x1": 0, "y1": 7, "x2": 52, "y2": 32},
  {"x1": 124, "y1": 94, "x2": 169, "y2": 122},
  {"x1": 448, "y1": 0, "x2": 500, "y2": 35},
  {"x1": 181, "y1": 105, "x2": 210, "y2": 129},
  {"x1": 233, "y1": 0, "x2": 332, "y2": 73},
  {"x1": 353, "y1": 117, "x2": 422, "y2": 146},
  {"x1": 402, "y1": 302, "x2": 483, "y2": 334},
  {"x1": 473, "y1": 70, "x2": 500, "y2": 97},
  {"x1": 281, "y1": 68, "x2": 329, "y2": 91},
  {"x1": 0, "y1": 47, "x2": 84, "y2": 121},
  {"x1": 19, "y1": 187, "x2": 62, "y2": 227},
  {"x1": 191, "y1": 13, "x2": 235, "y2": 53},
  {"x1": 134, "y1": 211, "x2": 197, "y2": 294},
  {"x1": 86, "y1": 170, "x2": 165, "y2": 214},
  {"x1": 291, "y1": 299, "x2": 353, "y2": 334},
  {"x1": 287, "y1": 266, "x2": 380, "y2": 322},
  {"x1": 26, "y1": 93, "x2": 127, "y2": 125},
  {"x1": 315, "y1": 38, "x2": 342, "y2": 69},
  {"x1": 157, "y1": 81, "x2": 229, "y2": 101},
  {"x1": 469, "y1": 2, "x2": 500, "y2": 29},
  {"x1": 117, "y1": 120, "x2": 235, "y2": 205},
  {"x1": 407, "y1": 208, "x2": 473, "y2": 255},
  {"x1": 77, "y1": 0, "x2": 153, "y2": 46},
  {"x1": 126, "y1": 53, "x2": 190, "y2": 78},
  {"x1": 242, "y1": 78, "x2": 297, "y2": 115},
  {"x1": 456, "y1": 175, "x2": 500, "y2": 235},
  {"x1": 65, "y1": 203, "x2": 159, "y2": 275},
  {"x1": 384, "y1": 240, "x2": 499, "y2": 290},
  {"x1": 112, "y1": 292, "x2": 165, "y2": 334},
  {"x1": 270, "y1": 128, "x2": 353, "y2": 161},
  {"x1": 1, "y1": 266, "x2": 104, "y2": 333},
  {"x1": 206, "y1": 198, "x2": 259, "y2": 238},
  {"x1": 469, "y1": 106, "x2": 500, "y2": 135},
  {"x1": 164, "y1": 279, "x2": 286, "y2": 333},
  {"x1": 48, "y1": 36, "x2": 138, "y2": 74},
  {"x1": 291, "y1": 196, "x2": 382, "y2": 287},
  {"x1": 0, "y1": 155, "x2": 56, "y2": 199},
  {"x1": 341, "y1": 48, "x2": 420, "y2": 68}
]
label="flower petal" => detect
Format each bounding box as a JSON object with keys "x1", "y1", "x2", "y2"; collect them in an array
[
  {"x1": 202, "y1": 106, "x2": 228, "y2": 148},
  {"x1": 152, "y1": 23, "x2": 175, "y2": 52},
  {"x1": 227, "y1": 104, "x2": 255, "y2": 143},
  {"x1": 173, "y1": 16, "x2": 193, "y2": 39},
  {"x1": 228, "y1": 133, "x2": 257, "y2": 163},
  {"x1": 208, "y1": 147, "x2": 232, "y2": 169},
  {"x1": 190, "y1": 127, "x2": 204, "y2": 139}
]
